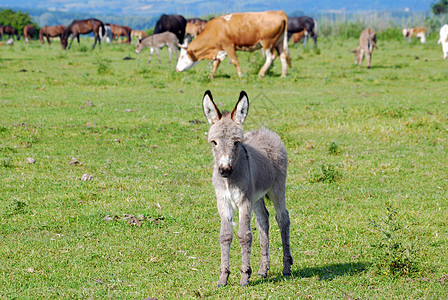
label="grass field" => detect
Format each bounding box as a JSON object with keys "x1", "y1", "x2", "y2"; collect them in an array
[{"x1": 1, "y1": 37, "x2": 447, "y2": 299}]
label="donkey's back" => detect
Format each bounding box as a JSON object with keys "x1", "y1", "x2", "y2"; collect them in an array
[
  {"x1": 243, "y1": 128, "x2": 287, "y2": 188},
  {"x1": 141, "y1": 31, "x2": 177, "y2": 47}
]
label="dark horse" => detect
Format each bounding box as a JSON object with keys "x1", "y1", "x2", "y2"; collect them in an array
[
  {"x1": 40, "y1": 25, "x2": 66, "y2": 45},
  {"x1": 287, "y1": 16, "x2": 318, "y2": 46},
  {"x1": 153, "y1": 14, "x2": 186, "y2": 44},
  {"x1": 24, "y1": 25, "x2": 35, "y2": 43},
  {"x1": 0, "y1": 25, "x2": 20, "y2": 41},
  {"x1": 61, "y1": 18, "x2": 105, "y2": 50}
]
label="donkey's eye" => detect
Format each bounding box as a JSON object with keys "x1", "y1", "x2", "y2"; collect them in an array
[
  {"x1": 211, "y1": 140, "x2": 217, "y2": 146},
  {"x1": 234, "y1": 141, "x2": 240, "y2": 147}
]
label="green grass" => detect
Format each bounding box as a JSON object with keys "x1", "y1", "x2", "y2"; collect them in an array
[{"x1": 1, "y1": 37, "x2": 447, "y2": 299}]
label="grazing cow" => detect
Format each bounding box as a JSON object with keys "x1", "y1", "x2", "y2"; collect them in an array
[
  {"x1": 186, "y1": 18, "x2": 207, "y2": 39},
  {"x1": 39, "y1": 25, "x2": 66, "y2": 45},
  {"x1": 135, "y1": 32, "x2": 179, "y2": 64},
  {"x1": 438, "y1": 24, "x2": 448, "y2": 59},
  {"x1": 176, "y1": 11, "x2": 291, "y2": 78},
  {"x1": 202, "y1": 90, "x2": 292, "y2": 287},
  {"x1": 24, "y1": 25, "x2": 35, "y2": 43},
  {"x1": 402, "y1": 27, "x2": 426, "y2": 43},
  {"x1": 291, "y1": 30, "x2": 307, "y2": 45},
  {"x1": 287, "y1": 16, "x2": 317, "y2": 46},
  {"x1": 352, "y1": 28, "x2": 378, "y2": 69},
  {"x1": 153, "y1": 14, "x2": 187, "y2": 44},
  {"x1": 0, "y1": 25, "x2": 19, "y2": 41},
  {"x1": 131, "y1": 30, "x2": 147, "y2": 40}
]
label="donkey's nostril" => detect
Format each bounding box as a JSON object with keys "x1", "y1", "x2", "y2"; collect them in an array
[{"x1": 219, "y1": 166, "x2": 232, "y2": 177}]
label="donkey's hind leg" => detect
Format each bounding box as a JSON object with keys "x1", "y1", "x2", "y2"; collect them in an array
[
  {"x1": 253, "y1": 197, "x2": 270, "y2": 277},
  {"x1": 268, "y1": 186, "x2": 293, "y2": 276}
]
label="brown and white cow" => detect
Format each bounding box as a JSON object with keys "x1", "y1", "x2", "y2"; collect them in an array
[
  {"x1": 403, "y1": 27, "x2": 426, "y2": 43},
  {"x1": 176, "y1": 11, "x2": 291, "y2": 78},
  {"x1": 352, "y1": 28, "x2": 378, "y2": 69}
]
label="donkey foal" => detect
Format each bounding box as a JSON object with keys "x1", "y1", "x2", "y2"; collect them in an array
[{"x1": 202, "y1": 90, "x2": 293, "y2": 287}]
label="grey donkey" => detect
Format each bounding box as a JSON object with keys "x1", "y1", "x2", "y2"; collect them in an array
[
  {"x1": 202, "y1": 90, "x2": 293, "y2": 287},
  {"x1": 135, "y1": 31, "x2": 179, "y2": 63},
  {"x1": 352, "y1": 28, "x2": 378, "y2": 68}
]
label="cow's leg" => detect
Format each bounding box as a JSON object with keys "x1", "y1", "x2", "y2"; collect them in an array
[
  {"x1": 47, "y1": 36, "x2": 51, "y2": 45},
  {"x1": 217, "y1": 197, "x2": 234, "y2": 287},
  {"x1": 277, "y1": 46, "x2": 289, "y2": 78},
  {"x1": 259, "y1": 47, "x2": 275, "y2": 78},
  {"x1": 211, "y1": 60, "x2": 221, "y2": 78},
  {"x1": 238, "y1": 199, "x2": 253, "y2": 286},
  {"x1": 268, "y1": 186, "x2": 293, "y2": 277},
  {"x1": 224, "y1": 47, "x2": 243, "y2": 76},
  {"x1": 253, "y1": 197, "x2": 270, "y2": 277}
]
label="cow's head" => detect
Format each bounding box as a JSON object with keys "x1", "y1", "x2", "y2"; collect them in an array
[{"x1": 176, "y1": 46, "x2": 198, "y2": 72}]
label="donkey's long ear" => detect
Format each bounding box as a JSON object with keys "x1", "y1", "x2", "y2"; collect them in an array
[
  {"x1": 231, "y1": 91, "x2": 249, "y2": 125},
  {"x1": 203, "y1": 90, "x2": 222, "y2": 125}
]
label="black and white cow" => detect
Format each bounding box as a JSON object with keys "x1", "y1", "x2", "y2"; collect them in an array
[
  {"x1": 153, "y1": 14, "x2": 187, "y2": 44},
  {"x1": 287, "y1": 16, "x2": 317, "y2": 46}
]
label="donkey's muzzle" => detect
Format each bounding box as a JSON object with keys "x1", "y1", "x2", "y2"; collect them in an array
[{"x1": 219, "y1": 166, "x2": 233, "y2": 177}]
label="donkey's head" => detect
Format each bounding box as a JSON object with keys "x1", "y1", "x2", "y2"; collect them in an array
[{"x1": 203, "y1": 90, "x2": 249, "y2": 178}]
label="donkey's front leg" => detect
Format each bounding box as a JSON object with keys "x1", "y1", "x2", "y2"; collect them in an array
[
  {"x1": 217, "y1": 201, "x2": 234, "y2": 287},
  {"x1": 238, "y1": 199, "x2": 253, "y2": 286}
]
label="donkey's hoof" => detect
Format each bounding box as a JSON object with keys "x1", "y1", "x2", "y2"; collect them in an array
[
  {"x1": 217, "y1": 283, "x2": 226, "y2": 287},
  {"x1": 240, "y1": 274, "x2": 250, "y2": 286},
  {"x1": 283, "y1": 271, "x2": 291, "y2": 277},
  {"x1": 258, "y1": 272, "x2": 268, "y2": 278}
]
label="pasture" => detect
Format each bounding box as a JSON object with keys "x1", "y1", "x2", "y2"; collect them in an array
[{"x1": 0, "y1": 37, "x2": 447, "y2": 298}]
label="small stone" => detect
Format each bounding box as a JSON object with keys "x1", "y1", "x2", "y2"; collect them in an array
[
  {"x1": 86, "y1": 101, "x2": 94, "y2": 107},
  {"x1": 69, "y1": 158, "x2": 79, "y2": 165},
  {"x1": 26, "y1": 157, "x2": 36, "y2": 164},
  {"x1": 80, "y1": 174, "x2": 94, "y2": 181}
]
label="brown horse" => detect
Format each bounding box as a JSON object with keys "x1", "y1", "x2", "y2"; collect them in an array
[
  {"x1": 61, "y1": 18, "x2": 105, "y2": 50},
  {"x1": 40, "y1": 25, "x2": 66, "y2": 45},
  {"x1": 106, "y1": 23, "x2": 131, "y2": 44},
  {"x1": 0, "y1": 25, "x2": 19, "y2": 41},
  {"x1": 24, "y1": 25, "x2": 35, "y2": 43},
  {"x1": 186, "y1": 18, "x2": 207, "y2": 39},
  {"x1": 131, "y1": 30, "x2": 147, "y2": 40}
]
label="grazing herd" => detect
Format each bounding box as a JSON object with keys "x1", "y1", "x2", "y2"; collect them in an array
[{"x1": 1, "y1": 12, "x2": 448, "y2": 72}]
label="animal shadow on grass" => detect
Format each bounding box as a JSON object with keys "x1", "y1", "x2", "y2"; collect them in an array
[
  {"x1": 367, "y1": 64, "x2": 395, "y2": 69},
  {"x1": 250, "y1": 262, "x2": 370, "y2": 286}
]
